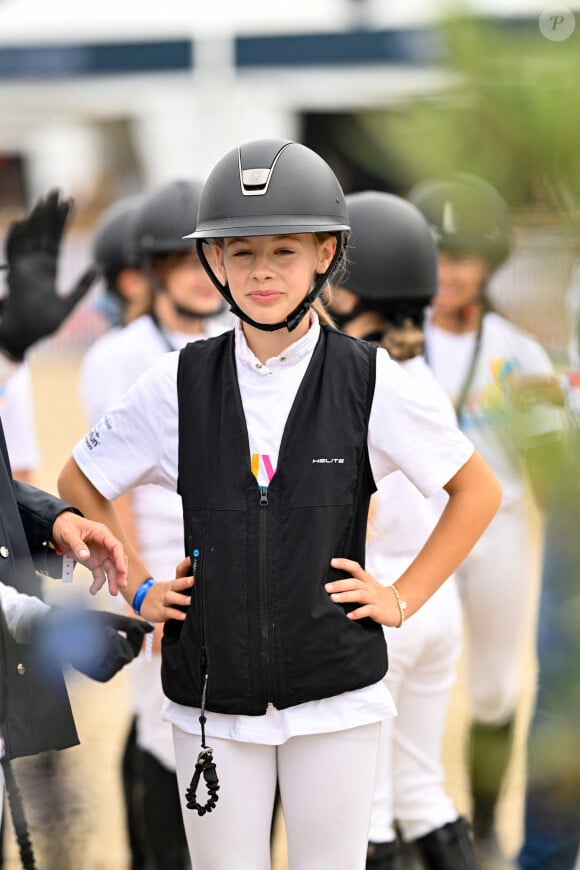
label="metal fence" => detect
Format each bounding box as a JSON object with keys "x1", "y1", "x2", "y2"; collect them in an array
[
  {"x1": 8, "y1": 224, "x2": 580, "y2": 367},
  {"x1": 488, "y1": 225, "x2": 580, "y2": 367}
]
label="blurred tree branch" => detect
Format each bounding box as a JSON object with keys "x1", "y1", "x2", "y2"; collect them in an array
[{"x1": 345, "y1": 8, "x2": 580, "y2": 221}]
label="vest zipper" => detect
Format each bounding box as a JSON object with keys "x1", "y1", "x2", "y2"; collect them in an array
[
  {"x1": 258, "y1": 485, "x2": 275, "y2": 706},
  {"x1": 190, "y1": 542, "x2": 209, "y2": 714}
]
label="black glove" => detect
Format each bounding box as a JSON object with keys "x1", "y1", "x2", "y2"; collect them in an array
[
  {"x1": 37, "y1": 607, "x2": 153, "y2": 683},
  {"x1": 0, "y1": 190, "x2": 98, "y2": 360}
]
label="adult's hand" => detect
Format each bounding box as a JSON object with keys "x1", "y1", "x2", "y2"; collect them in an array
[
  {"x1": 39, "y1": 607, "x2": 153, "y2": 682},
  {"x1": 51, "y1": 510, "x2": 128, "y2": 595},
  {"x1": 0, "y1": 190, "x2": 98, "y2": 360}
]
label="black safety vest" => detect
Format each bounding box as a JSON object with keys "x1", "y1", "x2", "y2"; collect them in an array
[{"x1": 161, "y1": 326, "x2": 388, "y2": 715}]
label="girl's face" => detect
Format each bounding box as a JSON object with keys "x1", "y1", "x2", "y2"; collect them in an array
[
  {"x1": 434, "y1": 250, "x2": 490, "y2": 314},
  {"x1": 215, "y1": 233, "x2": 337, "y2": 327},
  {"x1": 163, "y1": 250, "x2": 224, "y2": 316}
]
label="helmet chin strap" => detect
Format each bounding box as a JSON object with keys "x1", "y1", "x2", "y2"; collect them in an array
[
  {"x1": 144, "y1": 258, "x2": 227, "y2": 322},
  {"x1": 325, "y1": 301, "x2": 365, "y2": 331},
  {"x1": 170, "y1": 298, "x2": 227, "y2": 321},
  {"x1": 196, "y1": 238, "x2": 343, "y2": 333}
]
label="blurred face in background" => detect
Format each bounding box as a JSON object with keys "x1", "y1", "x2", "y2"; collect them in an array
[
  {"x1": 154, "y1": 249, "x2": 224, "y2": 317},
  {"x1": 433, "y1": 250, "x2": 490, "y2": 315}
]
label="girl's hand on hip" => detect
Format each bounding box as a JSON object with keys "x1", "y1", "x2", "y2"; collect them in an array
[
  {"x1": 139, "y1": 573, "x2": 194, "y2": 623},
  {"x1": 325, "y1": 557, "x2": 401, "y2": 627}
]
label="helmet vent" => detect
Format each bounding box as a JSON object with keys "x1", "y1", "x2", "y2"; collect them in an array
[
  {"x1": 238, "y1": 142, "x2": 290, "y2": 196},
  {"x1": 442, "y1": 200, "x2": 458, "y2": 234},
  {"x1": 241, "y1": 168, "x2": 271, "y2": 193}
]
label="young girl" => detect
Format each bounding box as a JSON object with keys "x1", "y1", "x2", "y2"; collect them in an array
[
  {"x1": 331, "y1": 190, "x2": 478, "y2": 869},
  {"x1": 410, "y1": 174, "x2": 563, "y2": 868},
  {"x1": 58, "y1": 139, "x2": 501, "y2": 870}
]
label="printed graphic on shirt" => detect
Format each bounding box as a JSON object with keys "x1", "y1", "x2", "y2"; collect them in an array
[
  {"x1": 461, "y1": 356, "x2": 519, "y2": 428},
  {"x1": 251, "y1": 453, "x2": 276, "y2": 483},
  {"x1": 84, "y1": 416, "x2": 113, "y2": 451}
]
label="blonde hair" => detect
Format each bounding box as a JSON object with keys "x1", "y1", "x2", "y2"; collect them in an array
[{"x1": 312, "y1": 298, "x2": 336, "y2": 328}]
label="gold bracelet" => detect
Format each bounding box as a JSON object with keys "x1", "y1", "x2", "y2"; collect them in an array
[{"x1": 389, "y1": 584, "x2": 407, "y2": 628}]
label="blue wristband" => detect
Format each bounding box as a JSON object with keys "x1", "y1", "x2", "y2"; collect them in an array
[{"x1": 132, "y1": 577, "x2": 155, "y2": 616}]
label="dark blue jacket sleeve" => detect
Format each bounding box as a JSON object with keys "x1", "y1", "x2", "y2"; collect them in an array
[
  {"x1": 14, "y1": 479, "x2": 81, "y2": 562},
  {"x1": 0, "y1": 423, "x2": 80, "y2": 589},
  {"x1": 0, "y1": 421, "x2": 79, "y2": 757}
]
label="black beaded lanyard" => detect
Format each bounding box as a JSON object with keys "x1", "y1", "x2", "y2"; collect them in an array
[
  {"x1": 184, "y1": 672, "x2": 220, "y2": 816},
  {"x1": 183, "y1": 548, "x2": 220, "y2": 816}
]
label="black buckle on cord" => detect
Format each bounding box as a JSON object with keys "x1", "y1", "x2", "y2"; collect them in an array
[
  {"x1": 185, "y1": 672, "x2": 220, "y2": 816},
  {"x1": 185, "y1": 746, "x2": 220, "y2": 816}
]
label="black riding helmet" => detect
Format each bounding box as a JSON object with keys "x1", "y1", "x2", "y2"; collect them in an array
[
  {"x1": 342, "y1": 191, "x2": 438, "y2": 322},
  {"x1": 408, "y1": 174, "x2": 512, "y2": 271},
  {"x1": 132, "y1": 179, "x2": 204, "y2": 262},
  {"x1": 132, "y1": 178, "x2": 225, "y2": 320},
  {"x1": 93, "y1": 194, "x2": 143, "y2": 295},
  {"x1": 185, "y1": 139, "x2": 350, "y2": 332}
]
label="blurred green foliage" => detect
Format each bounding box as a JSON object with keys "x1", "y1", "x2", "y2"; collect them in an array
[{"x1": 343, "y1": 8, "x2": 580, "y2": 217}]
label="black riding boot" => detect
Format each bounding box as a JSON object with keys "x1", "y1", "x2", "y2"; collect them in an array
[
  {"x1": 469, "y1": 719, "x2": 514, "y2": 864},
  {"x1": 413, "y1": 818, "x2": 480, "y2": 869},
  {"x1": 366, "y1": 838, "x2": 405, "y2": 869}
]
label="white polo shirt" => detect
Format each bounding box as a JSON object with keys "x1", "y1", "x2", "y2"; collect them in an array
[{"x1": 73, "y1": 314, "x2": 474, "y2": 745}]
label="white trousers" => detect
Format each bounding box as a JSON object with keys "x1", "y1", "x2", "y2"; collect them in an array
[
  {"x1": 457, "y1": 500, "x2": 534, "y2": 724},
  {"x1": 368, "y1": 580, "x2": 463, "y2": 843},
  {"x1": 173, "y1": 721, "x2": 381, "y2": 870}
]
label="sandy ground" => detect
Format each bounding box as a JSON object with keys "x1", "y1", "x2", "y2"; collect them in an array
[{"x1": 0, "y1": 355, "x2": 571, "y2": 868}]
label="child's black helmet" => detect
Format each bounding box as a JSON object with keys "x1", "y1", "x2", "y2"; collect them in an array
[
  {"x1": 343, "y1": 191, "x2": 438, "y2": 305},
  {"x1": 133, "y1": 179, "x2": 203, "y2": 262},
  {"x1": 93, "y1": 194, "x2": 142, "y2": 295},
  {"x1": 186, "y1": 139, "x2": 350, "y2": 331},
  {"x1": 188, "y1": 139, "x2": 349, "y2": 238},
  {"x1": 408, "y1": 174, "x2": 512, "y2": 270}
]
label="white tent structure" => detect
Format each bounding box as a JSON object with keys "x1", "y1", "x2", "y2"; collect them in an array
[{"x1": 0, "y1": 0, "x2": 561, "y2": 202}]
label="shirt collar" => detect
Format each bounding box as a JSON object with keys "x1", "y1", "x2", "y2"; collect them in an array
[{"x1": 234, "y1": 311, "x2": 321, "y2": 375}]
